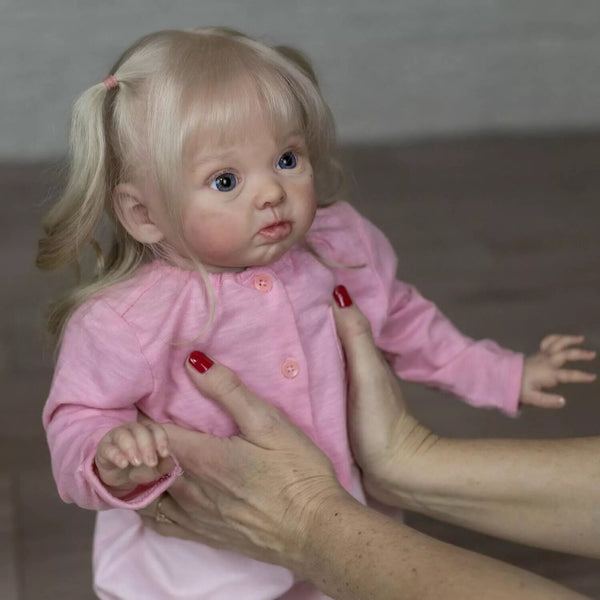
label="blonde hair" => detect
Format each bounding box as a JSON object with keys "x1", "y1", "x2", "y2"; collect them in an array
[{"x1": 36, "y1": 27, "x2": 346, "y2": 341}]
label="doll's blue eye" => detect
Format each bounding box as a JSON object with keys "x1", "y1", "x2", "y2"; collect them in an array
[
  {"x1": 211, "y1": 173, "x2": 237, "y2": 192},
  {"x1": 278, "y1": 151, "x2": 297, "y2": 169}
]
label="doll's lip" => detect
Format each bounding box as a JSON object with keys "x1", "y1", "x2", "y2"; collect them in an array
[{"x1": 258, "y1": 221, "x2": 292, "y2": 241}]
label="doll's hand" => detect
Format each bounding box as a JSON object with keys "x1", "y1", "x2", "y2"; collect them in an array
[
  {"x1": 520, "y1": 335, "x2": 597, "y2": 408},
  {"x1": 95, "y1": 422, "x2": 175, "y2": 496}
]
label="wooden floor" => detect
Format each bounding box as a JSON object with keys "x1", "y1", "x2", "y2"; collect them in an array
[{"x1": 1, "y1": 132, "x2": 599, "y2": 598}]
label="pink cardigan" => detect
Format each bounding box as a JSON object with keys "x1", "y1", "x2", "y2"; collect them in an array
[{"x1": 43, "y1": 201, "x2": 523, "y2": 599}]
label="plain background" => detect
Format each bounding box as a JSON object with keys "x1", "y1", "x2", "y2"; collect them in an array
[{"x1": 2, "y1": 0, "x2": 600, "y2": 159}]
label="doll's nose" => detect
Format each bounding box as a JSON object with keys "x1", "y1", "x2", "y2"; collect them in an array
[{"x1": 255, "y1": 176, "x2": 285, "y2": 209}]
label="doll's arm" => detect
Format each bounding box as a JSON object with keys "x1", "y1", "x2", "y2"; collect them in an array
[
  {"x1": 377, "y1": 283, "x2": 523, "y2": 415},
  {"x1": 42, "y1": 300, "x2": 180, "y2": 510},
  {"x1": 341, "y1": 206, "x2": 523, "y2": 415}
]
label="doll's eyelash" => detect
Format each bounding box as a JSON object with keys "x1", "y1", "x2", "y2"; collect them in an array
[
  {"x1": 209, "y1": 168, "x2": 235, "y2": 181},
  {"x1": 281, "y1": 143, "x2": 307, "y2": 162},
  {"x1": 208, "y1": 170, "x2": 239, "y2": 192}
]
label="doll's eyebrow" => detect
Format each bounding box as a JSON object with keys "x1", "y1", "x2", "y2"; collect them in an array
[
  {"x1": 188, "y1": 148, "x2": 236, "y2": 171},
  {"x1": 189, "y1": 131, "x2": 305, "y2": 170},
  {"x1": 277, "y1": 130, "x2": 304, "y2": 145},
  {"x1": 192, "y1": 154, "x2": 227, "y2": 168}
]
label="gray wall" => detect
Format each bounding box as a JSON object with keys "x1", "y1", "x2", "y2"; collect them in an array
[{"x1": 3, "y1": 0, "x2": 600, "y2": 160}]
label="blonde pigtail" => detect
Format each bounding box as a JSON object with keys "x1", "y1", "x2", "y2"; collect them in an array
[
  {"x1": 37, "y1": 83, "x2": 111, "y2": 271},
  {"x1": 36, "y1": 81, "x2": 119, "y2": 337}
]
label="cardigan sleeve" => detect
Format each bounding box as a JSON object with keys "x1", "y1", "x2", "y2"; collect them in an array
[
  {"x1": 341, "y1": 204, "x2": 523, "y2": 416},
  {"x1": 42, "y1": 299, "x2": 181, "y2": 510}
]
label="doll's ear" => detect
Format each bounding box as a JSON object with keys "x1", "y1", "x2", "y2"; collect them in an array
[{"x1": 112, "y1": 183, "x2": 165, "y2": 244}]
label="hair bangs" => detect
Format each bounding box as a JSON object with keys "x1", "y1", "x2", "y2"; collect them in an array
[{"x1": 180, "y1": 69, "x2": 305, "y2": 155}]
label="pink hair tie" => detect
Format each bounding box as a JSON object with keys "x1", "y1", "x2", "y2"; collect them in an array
[{"x1": 103, "y1": 75, "x2": 118, "y2": 90}]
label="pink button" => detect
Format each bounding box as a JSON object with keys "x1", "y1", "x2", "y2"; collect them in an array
[
  {"x1": 253, "y1": 274, "x2": 273, "y2": 292},
  {"x1": 281, "y1": 359, "x2": 300, "y2": 379}
]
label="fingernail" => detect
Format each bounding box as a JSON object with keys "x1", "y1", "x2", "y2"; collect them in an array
[
  {"x1": 333, "y1": 285, "x2": 352, "y2": 308},
  {"x1": 188, "y1": 351, "x2": 214, "y2": 374}
]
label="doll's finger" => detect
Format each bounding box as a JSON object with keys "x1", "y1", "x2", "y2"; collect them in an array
[
  {"x1": 129, "y1": 424, "x2": 159, "y2": 467},
  {"x1": 543, "y1": 335, "x2": 585, "y2": 354},
  {"x1": 136, "y1": 413, "x2": 171, "y2": 457},
  {"x1": 147, "y1": 423, "x2": 170, "y2": 458},
  {"x1": 128, "y1": 464, "x2": 163, "y2": 484},
  {"x1": 112, "y1": 428, "x2": 143, "y2": 466},
  {"x1": 556, "y1": 369, "x2": 598, "y2": 384},
  {"x1": 97, "y1": 444, "x2": 129, "y2": 469},
  {"x1": 156, "y1": 454, "x2": 176, "y2": 476},
  {"x1": 522, "y1": 391, "x2": 566, "y2": 409},
  {"x1": 539, "y1": 334, "x2": 562, "y2": 352},
  {"x1": 550, "y1": 348, "x2": 597, "y2": 367}
]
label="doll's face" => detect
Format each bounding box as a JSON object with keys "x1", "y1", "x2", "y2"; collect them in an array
[{"x1": 171, "y1": 111, "x2": 317, "y2": 272}]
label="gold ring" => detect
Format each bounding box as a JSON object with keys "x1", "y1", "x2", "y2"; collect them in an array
[{"x1": 155, "y1": 496, "x2": 174, "y2": 524}]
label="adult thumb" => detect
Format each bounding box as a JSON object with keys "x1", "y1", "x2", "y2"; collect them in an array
[{"x1": 185, "y1": 351, "x2": 287, "y2": 444}]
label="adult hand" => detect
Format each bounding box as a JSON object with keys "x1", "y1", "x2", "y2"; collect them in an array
[
  {"x1": 334, "y1": 293, "x2": 600, "y2": 559},
  {"x1": 139, "y1": 294, "x2": 591, "y2": 600},
  {"x1": 139, "y1": 353, "x2": 346, "y2": 575}
]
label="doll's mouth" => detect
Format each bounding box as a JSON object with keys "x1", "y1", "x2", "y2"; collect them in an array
[{"x1": 258, "y1": 221, "x2": 292, "y2": 242}]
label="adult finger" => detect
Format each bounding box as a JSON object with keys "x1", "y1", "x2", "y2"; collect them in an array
[
  {"x1": 332, "y1": 286, "x2": 406, "y2": 416},
  {"x1": 331, "y1": 286, "x2": 408, "y2": 464},
  {"x1": 158, "y1": 422, "x2": 234, "y2": 476},
  {"x1": 140, "y1": 498, "x2": 239, "y2": 550},
  {"x1": 332, "y1": 285, "x2": 394, "y2": 393},
  {"x1": 141, "y1": 515, "x2": 190, "y2": 539},
  {"x1": 185, "y1": 353, "x2": 298, "y2": 448},
  {"x1": 332, "y1": 285, "x2": 378, "y2": 364},
  {"x1": 140, "y1": 496, "x2": 206, "y2": 543}
]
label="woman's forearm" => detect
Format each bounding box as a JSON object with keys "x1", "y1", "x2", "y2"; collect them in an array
[
  {"x1": 373, "y1": 434, "x2": 600, "y2": 558},
  {"x1": 301, "y1": 492, "x2": 588, "y2": 600},
  {"x1": 333, "y1": 297, "x2": 599, "y2": 559}
]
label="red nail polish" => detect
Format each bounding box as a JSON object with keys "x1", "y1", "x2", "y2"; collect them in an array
[
  {"x1": 188, "y1": 351, "x2": 214, "y2": 373},
  {"x1": 333, "y1": 285, "x2": 353, "y2": 308}
]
